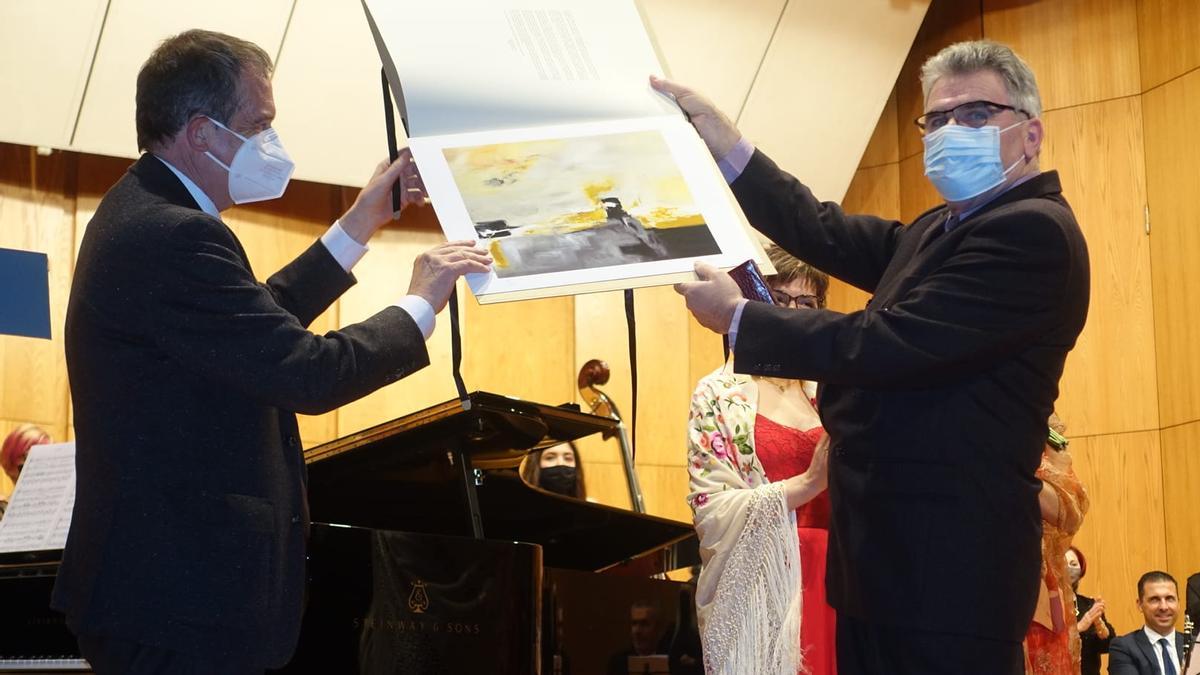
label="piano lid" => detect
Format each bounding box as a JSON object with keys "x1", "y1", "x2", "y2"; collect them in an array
[
  {"x1": 305, "y1": 391, "x2": 618, "y2": 469},
  {"x1": 305, "y1": 392, "x2": 697, "y2": 572}
]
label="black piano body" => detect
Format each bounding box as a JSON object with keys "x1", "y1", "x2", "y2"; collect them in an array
[
  {"x1": 0, "y1": 550, "x2": 89, "y2": 672},
  {"x1": 0, "y1": 392, "x2": 701, "y2": 674},
  {"x1": 283, "y1": 392, "x2": 702, "y2": 675}
]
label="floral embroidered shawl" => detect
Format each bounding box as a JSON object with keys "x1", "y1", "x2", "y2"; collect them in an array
[{"x1": 687, "y1": 365, "x2": 802, "y2": 674}]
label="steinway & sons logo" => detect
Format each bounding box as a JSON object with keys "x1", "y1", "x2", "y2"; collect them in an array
[
  {"x1": 408, "y1": 579, "x2": 430, "y2": 614},
  {"x1": 350, "y1": 578, "x2": 483, "y2": 636}
]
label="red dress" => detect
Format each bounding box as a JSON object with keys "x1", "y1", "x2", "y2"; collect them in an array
[{"x1": 754, "y1": 414, "x2": 836, "y2": 675}]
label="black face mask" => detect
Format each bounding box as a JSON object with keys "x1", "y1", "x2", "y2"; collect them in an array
[{"x1": 539, "y1": 465, "x2": 578, "y2": 497}]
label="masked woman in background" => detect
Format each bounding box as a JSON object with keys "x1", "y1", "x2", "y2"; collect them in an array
[
  {"x1": 686, "y1": 245, "x2": 833, "y2": 675},
  {"x1": 522, "y1": 441, "x2": 587, "y2": 500}
]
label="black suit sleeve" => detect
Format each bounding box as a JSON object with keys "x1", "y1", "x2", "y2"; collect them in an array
[
  {"x1": 262, "y1": 240, "x2": 357, "y2": 329},
  {"x1": 730, "y1": 149, "x2": 905, "y2": 293},
  {"x1": 734, "y1": 203, "x2": 1076, "y2": 388},
  {"x1": 145, "y1": 215, "x2": 428, "y2": 415},
  {"x1": 1106, "y1": 636, "x2": 1140, "y2": 675}
]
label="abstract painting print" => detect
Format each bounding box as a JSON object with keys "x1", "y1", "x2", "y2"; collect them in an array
[{"x1": 443, "y1": 129, "x2": 721, "y2": 279}]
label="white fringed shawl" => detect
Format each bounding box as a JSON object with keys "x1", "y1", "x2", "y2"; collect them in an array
[{"x1": 686, "y1": 367, "x2": 803, "y2": 675}]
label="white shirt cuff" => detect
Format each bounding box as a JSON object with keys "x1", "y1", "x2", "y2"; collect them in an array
[
  {"x1": 320, "y1": 220, "x2": 369, "y2": 273},
  {"x1": 727, "y1": 299, "x2": 748, "y2": 349},
  {"x1": 396, "y1": 295, "x2": 435, "y2": 341}
]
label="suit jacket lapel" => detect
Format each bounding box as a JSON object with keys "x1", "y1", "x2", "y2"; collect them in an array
[
  {"x1": 1136, "y1": 630, "x2": 1165, "y2": 675},
  {"x1": 915, "y1": 212, "x2": 952, "y2": 252}
]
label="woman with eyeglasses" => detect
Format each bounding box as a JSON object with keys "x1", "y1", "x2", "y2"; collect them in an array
[{"x1": 685, "y1": 244, "x2": 834, "y2": 675}]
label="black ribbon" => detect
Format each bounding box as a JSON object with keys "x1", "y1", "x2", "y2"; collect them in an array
[{"x1": 624, "y1": 289, "x2": 637, "y2": 462}]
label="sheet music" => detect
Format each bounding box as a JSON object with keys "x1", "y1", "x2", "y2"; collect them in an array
[{"x1": 0, "y1": 442, "x2": 75, "y2": 553}]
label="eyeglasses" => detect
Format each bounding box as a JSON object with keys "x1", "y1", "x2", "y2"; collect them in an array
[
  {"x1": 914, "y1": 100, "x2": 1030, "y2": 133},
  {"x1": 770, "y1": 290, "x2": 821, "y2": 309}
]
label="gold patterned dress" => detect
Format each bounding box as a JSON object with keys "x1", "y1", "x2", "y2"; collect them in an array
[{"x1": 1024, "y1": 446, "x2": 1089, "y2": 674}]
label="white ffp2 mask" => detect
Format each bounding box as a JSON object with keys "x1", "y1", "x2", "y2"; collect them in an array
[{"x1": 204, "y1": 117, "x2": 295, "y2": 204}]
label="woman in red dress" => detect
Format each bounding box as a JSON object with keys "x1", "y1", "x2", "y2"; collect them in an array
[{"x1": 686, "y1": 246, "x2": 834, "y2": 674}]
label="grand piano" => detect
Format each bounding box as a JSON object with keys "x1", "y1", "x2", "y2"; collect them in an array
[
  {"x1": 0, "y1": 392, "x2": 702, "y2": 674},
  {"x1": 280, "y1": 391, "x2": 702, "y2": 674}
]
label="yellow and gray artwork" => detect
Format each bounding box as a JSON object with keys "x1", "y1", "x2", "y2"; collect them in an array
[{"x1": 443, "y1": 129, "x2": 721, "y2": 278}]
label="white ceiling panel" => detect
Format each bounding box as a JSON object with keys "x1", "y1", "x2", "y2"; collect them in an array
[
  {"x1": 739, "y1": 0, "x2": 928, "y2": 202},
  {"x1": 639, "y1": 0, "x2": 787, "y2": 118},
  {"x1": 272, "y1": 0, "x2": 397, "y2": 188},
  {"x1": 71, "y1": 0, "x2": 294, "y2": 160},
  {"x1": 0, "y1": 1, "x2": 107, "y2": 149}
]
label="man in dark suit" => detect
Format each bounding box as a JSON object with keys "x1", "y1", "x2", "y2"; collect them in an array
[
  {"x1": 50, "y1": 29, "x2": 491, "y2": 674},
  {"x1": 657, "y1": 39, "x2": 1089, "y2": 674},
  {"x1": 1110, "y1": 571, "x2": 1187, "y2": 675}
]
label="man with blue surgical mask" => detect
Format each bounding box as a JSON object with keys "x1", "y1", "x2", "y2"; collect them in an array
[
  {"x1": 53, "y1": 29, "x2": 491, "y2": 674},
  {"x1": 657, "y1": 39, "x2": 1089, "y2": 675}
]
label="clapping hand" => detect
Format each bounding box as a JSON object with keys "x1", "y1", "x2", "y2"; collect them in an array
[{"x1": 1078, "y1": 597, "x2": 1106, "y2": 632}]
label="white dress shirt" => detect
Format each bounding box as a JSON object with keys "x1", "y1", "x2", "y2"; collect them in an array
[
  {"x1": 1144, "y1": 625, "x2": 1181, "y2": 675},
  {"x1": 154, "y1": 155, "x2": 435, "y2": 340}
]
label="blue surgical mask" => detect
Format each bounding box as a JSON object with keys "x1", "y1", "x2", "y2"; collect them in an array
[{"x1": 923, "y1": 121, "x2": 1025, "y2": 202}]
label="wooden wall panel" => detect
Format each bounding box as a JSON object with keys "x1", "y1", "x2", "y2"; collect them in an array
[
  {"x1": 1069, "y1": 431, "x2": 1168, "y2": 633},
  {"x1": 898, "y1": 152, "x2": 942, "y2": 223},
  {"x1": 1160, "y1": 421, "x2": 1200, "y2": 591},
  {"x1": 464, "y1": 295, "x2": 575, "y2": 407},
  {"x1": 983, "y1": 0, "x2": 1140, "y2": 111},
  {"x1": 1040, "y1": 98, "x2": 1156, "y2": 437},
  {"x1": 583, "y1": 461, "x2": 634, "y2": 511},
  {"x1": 830, "y1": 163, "x2": 902, "y2": 313},
  {"x1": 859, "y1": 89, "x2": 900, "y2": 169},
  {"x1": 896, "y1": 0, "x2": 984, "y2": 161},
  {"x1": 636, "y1": 463, "x2": 691, "y2": 523},
  {"x1": 1145, "y1": 68, "x2": 1200, "y2": 429},
  {"x1": 0, "y1": 145, "x2": 75, "y2": 433},
  {"x1": 842, "y1": 164, "x2": 902, "y2": 223},
  {"x1": 631, "y1": 287, "x2": 693, "y2": 468},
  {"x1": 1137, "y1": 0, "x2": 1200, "y2": 92},
  {"x1": 687, "y1": 314, "x2": 723, "y2": 393}
]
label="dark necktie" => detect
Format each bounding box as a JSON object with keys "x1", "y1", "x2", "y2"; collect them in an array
[{"x1": 1161, "y1": 637, "x2": 1177, "y2": 675}]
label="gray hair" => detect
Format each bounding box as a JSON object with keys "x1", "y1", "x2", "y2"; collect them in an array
[
  {"x1": 920, "y1": 40, "x2": 1042, "y2": 118},
  {"x1": 135, "y1": 29, "x2": 273, "y2": 152}
]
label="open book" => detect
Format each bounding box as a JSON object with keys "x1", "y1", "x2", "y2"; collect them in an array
[{"x1": 363, "y1": 0, "x2": 769, "y2": 303}]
